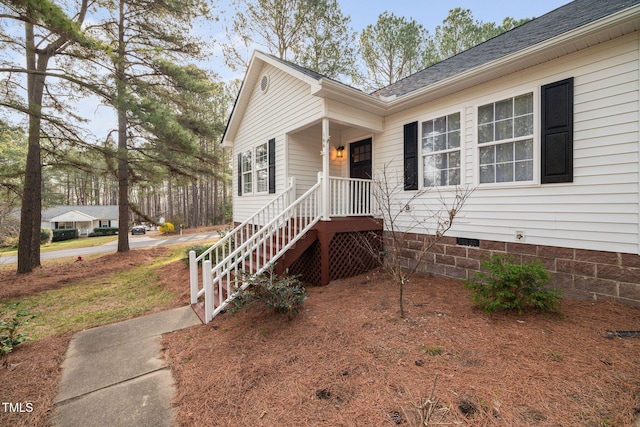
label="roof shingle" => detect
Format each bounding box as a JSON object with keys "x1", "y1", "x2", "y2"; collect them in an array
[{"x1": 374, "y1": 0, "x2": 640, "y2": 98}]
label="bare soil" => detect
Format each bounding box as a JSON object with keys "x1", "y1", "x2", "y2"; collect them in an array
[{"x1": 1, "y1": 243, "x2": 639, "y2": 427}]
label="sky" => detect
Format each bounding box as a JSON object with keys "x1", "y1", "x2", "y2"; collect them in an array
[
  {"x1": 338, "y1": 0, "x2": 571, "y2": 33},
  {"x1": 2, "y1": 0, "x2": 574, "y2": 140},
  {"x1": 208, "y1": 0, "x2": 572, "y2": 81}
]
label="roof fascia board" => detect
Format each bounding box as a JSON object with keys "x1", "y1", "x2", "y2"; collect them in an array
[
  {"x1": 312, "y1": 80, "x2": 388, "y2": 115},
  {"x1": 50, "y1": 210, "x2": 97, "y2": 222}
]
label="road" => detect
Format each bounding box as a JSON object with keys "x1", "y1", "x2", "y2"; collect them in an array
[{"x1": 0, "y1": 232, "x2": 220, "y2": 265}]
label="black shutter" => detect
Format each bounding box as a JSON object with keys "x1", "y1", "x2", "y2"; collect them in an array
[
  {"x1": 268, "y1": 138, "x2": 276, "y2": 194},
  {"x1": 541, "y1": 78, "x2": 573, "y2": 183},
  {"x1": 404, "y1": 122, "x2": 418, "y2": 190},
  {"x1": 237, "y1": 153, "x2": 242, "y2": 196}
]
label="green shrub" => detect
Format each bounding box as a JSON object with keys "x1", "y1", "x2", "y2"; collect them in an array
[
  {"x1": 1, "y1": 303, "x2": 36, "y2": 357},
  {"x1": 52, "y1": 228, "x2": 79, "y2": 242},
  {"x1": 183, "y1": 244, "x2": 211, "y2": 265},
  {"x1": 93, "y1": 227, "x2": 118, "y2": 236},
  {"x1": 465, "y1": 256, "x2": 562, "y2": 314},
  {"x1": 40, "y1": 228, "x2": 52, "y2": 245},
  {"x1": 1, "y1": 237, "x2": 19, "y2": 249},
  {"x1": 230, "y1": 267, "x2": 306, "y2": 316},
  {"x1": 184, "y1": 228, "x2": 236, "y2": 266}
]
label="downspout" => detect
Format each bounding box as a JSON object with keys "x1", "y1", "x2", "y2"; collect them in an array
[{"x1": 322, "y1": 118, "x2": 331, "y2": 221}]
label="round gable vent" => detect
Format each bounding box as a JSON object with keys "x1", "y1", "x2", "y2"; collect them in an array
[{"x1": 260, "y1": 74, "x2": 269, "y2": 93}]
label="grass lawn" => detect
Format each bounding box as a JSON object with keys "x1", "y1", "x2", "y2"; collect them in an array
[{"x1": 1, "y1": 246, "x2": 186, "y2": 340}]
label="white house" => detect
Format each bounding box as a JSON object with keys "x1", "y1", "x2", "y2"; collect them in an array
[
  {"x1": 41, "y1": 205, "x2": 119, "y2": 236},
  {"x1": 191, "y1": 0, "x2": 640, "y2": 322}
]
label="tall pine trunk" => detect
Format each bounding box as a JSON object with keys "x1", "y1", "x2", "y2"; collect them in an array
[
  {"x1": 116, "y1": 0, "x2": 129, "y2": 252},
  {"x1": 18, "y1": 22, "x2": 46, "y2": 273}
]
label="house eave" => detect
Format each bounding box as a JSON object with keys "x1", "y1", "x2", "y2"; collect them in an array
[{"x1": 311, "y1": 80, "x2": 388, "y2": 116}]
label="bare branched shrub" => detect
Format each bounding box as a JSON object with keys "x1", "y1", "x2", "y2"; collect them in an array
[
  {"x1": 402, "y1": 376, "x2": 453, "y2": 426},
  {"x1": 359, "y1": 162, "x2": 473, "y2": 317}
]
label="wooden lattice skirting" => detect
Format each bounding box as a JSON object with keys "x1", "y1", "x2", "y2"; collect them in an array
[{"x1": 289, "y1": 230, "x2": 382, "y2": 286}]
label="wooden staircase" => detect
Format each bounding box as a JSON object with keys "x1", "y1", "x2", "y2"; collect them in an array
[
  {"x1": 190, "y1": 227, "x2": 319, "y2": 323},
  {"x1": 189, "y1": 180, "x2": 322, "y2": 324},
  {"x1": 189, "y1": 175, "x2": 381, "y2": 324}
]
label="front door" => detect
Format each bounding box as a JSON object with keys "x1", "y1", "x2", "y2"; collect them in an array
[
  {"x1": 349, "y1": 138, "x2": 372, "y2": 214},
  {"x1": 349, "y1": 138, "x2": 372, "y2": 179}
]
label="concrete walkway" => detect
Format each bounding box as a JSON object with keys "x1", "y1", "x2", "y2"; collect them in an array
[{"x1": 52, "y1": 306, "x2": 201, "y2": 427}]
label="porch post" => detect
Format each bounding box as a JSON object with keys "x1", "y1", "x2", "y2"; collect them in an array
[{"x1": 321, "y1": 118, "x2": 330, "y2": 221}]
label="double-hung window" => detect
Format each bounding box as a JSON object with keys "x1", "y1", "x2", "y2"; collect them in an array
[
  {"x1": 422, "y1": 112, "x2": 461, "y2": 187},
  {"x1": 255, "y1": 143, "x2": 268, "y2": 193},
  {"x1": 478, "y1": 93, "x2": 534, "y2": 184},
  {"x1": 241, "y1": 150, "x2": 253, "y2": 194},
  {"x1": 238, "y1": 139, "x2": 276, "y2": 196}
]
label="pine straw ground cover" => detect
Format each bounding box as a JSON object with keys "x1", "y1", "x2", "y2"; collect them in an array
[
  {"x1": 164, "y1": 268, "x2": 640, "y2": 427},
  {"x1": 1, "y1": 244, "x2": 639, "y2": 427}
]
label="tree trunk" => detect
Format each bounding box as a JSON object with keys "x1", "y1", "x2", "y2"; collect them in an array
[
  {"x1": 167, "y1": 175, "x2": 173, "y2": 222},
  {"x1": 191, "y1": 180, "x2": 198, "y2": 227},
  {"x1": 116, "y1": 0, "x2": 129, "y2": 252},
  {"x1": 18, "y1": 22, "x2": 46, "y2": 273}
]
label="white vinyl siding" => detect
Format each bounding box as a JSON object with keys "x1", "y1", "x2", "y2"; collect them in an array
[
  {"x1": 232, "y1": 64, "x2": 324, "y2": 221},
  {"x1": 374, "y1": 33, "x2": 639, "y2": 254},
  {"x1": 288, "y1": 131, "x2": 322, "y2": 198}
]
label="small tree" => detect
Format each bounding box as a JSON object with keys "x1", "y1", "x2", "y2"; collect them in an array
[{"x1": 360, "y1": 163, "x2": 473, "y2": 318}]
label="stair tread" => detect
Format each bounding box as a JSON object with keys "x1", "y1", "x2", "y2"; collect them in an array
[{"x1": 190, "y1": 302, "x2": 206, "y2": 323}]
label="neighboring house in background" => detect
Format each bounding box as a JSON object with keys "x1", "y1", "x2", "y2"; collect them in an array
[
  {"x1": 191, "y1": 0, "x2": 640, "y2": 323},
  {"x1": 41, "y1": 205, "x2": 119, "y2": 236}
]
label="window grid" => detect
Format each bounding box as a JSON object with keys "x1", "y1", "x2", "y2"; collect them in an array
[
  {"x1": 241, "y1": 150, "x2": 252, "y2": 194},
  {"x1": 422, "y1": 112, "x2": 461, "y2": 187},
  {"x1": 255, "y1": 143, "x2": 268, "y2": 193},
  {"x1": 478, "y1": 93, "x2": 534, "y2": 184}
]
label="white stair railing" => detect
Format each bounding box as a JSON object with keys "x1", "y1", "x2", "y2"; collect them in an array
[
  {"x1": 189, "y1": 178, "x2": 296, "y2": 306},
  {"x1": 329, "y1": 176, "x2": 372, "y2": 216},
  {"x1": 194, "y1": 178, "x2": 322, "y2": 323}
]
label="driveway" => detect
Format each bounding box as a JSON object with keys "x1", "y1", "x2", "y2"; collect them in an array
[{"x1": 0, "y1": 232, "x2": 220, "y2": 265}]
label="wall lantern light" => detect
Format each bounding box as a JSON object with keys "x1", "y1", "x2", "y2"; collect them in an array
[{"x1": 336, "y1": 145, "x2": 345, "y2": 158}]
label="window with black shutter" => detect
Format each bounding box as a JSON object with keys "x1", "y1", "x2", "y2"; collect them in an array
[
  {"x1": 268, "y1": 138, "x2": 276, "y2": 193},
  {"x1": 237, "y1": 153, "x2": 242, "y2": 196},
  {"x1": 541, "y1": 78, "x2": 574, "y2": 183},
  {"x1": 404, "y1": 122, "x2": 418, "y2": 190}
]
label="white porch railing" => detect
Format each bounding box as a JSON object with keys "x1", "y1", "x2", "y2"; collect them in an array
[
  {"x1": 189, "y1": 178, "x2": 296, "y2": 306},
  {"x1": 189, "y1": 174, "x2": 373, "y2": 323},
  {"x1": 190, "y1": 178, "x2": 322, "y2": 323},
  {"x1": 329, "y1": 176, "x2": 372, "y2": 216}
]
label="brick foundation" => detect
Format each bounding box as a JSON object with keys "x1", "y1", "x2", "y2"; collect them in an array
[{"x1": 390, "y1": 232, "x2": 640, "y2": 308}]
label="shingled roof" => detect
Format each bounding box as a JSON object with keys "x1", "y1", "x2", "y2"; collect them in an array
[
  {"x1": 374, "y1": 0, "x2": 640, "y2": 98},
  {"x1": 42, "y1": 205, "x2": 119, "y2": 221}
]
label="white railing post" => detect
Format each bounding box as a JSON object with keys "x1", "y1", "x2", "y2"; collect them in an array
[
  {"x1": 203, "y1": 260, "x2": 213, "y2": 323},
  {"x1": 289, "y1": 176, "x2": 296, "y2": 205},
  {"x1": 189, "y1": 250, "x2": 198, "y2": 304},
  {"x1": 321, "y1": 118, "x2": 330, "y2": 220}
]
